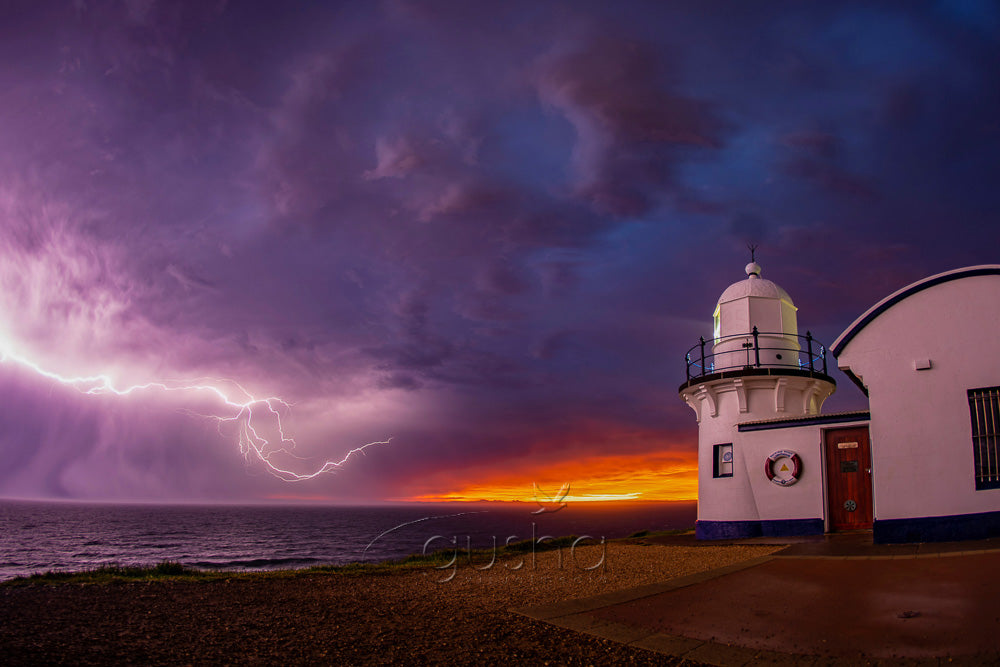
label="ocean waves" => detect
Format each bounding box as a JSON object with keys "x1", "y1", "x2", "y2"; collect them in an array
[{"x1": 0, "y1": 499, "x2": 696, "y2": 581}]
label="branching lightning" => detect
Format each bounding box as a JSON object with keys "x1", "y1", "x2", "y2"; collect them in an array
[{"x1": 0, "y1": 343, "x2": 390, "y2": 481}]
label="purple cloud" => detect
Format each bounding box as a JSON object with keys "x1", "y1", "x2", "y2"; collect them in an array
[{"x1": 0, "y1": 1, "x2": 997, "y2": 501}]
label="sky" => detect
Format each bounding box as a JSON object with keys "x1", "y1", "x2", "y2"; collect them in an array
[{"x1": 0, "y1": 0, "x2": 998, "y2": 503}]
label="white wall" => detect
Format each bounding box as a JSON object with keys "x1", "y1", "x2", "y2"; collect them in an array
[
  {"x1": 685, "y1": 374, "x2": 836, "y2": 522},
  {"x1": 836, "y1": 273, "x2": 1000, "y2": 521},
  {"x1": 736, "y1": 426, "x2": 825, "y2": 521},
  {"x1": 694, "y1": 384, "x2": 755, "y2": 521}
]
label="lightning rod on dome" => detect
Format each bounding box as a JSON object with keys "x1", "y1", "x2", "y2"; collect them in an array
[{"x1": 746, "y1": 243, "x2": 761, "y2": 277}]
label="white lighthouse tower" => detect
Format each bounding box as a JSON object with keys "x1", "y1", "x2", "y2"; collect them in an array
[{"x1": 679, "y1": 259, "x2": 837, "y2": 539}]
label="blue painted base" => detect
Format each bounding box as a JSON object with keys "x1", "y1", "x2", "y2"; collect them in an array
[
  {"x1": 696, "y1": 518, "x2": 824, "y2": 540},
  {"x1": 874, "y1": 509, "x2": 1000, "y2": 544}
]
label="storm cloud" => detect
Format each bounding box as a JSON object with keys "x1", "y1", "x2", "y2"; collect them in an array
[{"x1": 0, "y1": 0, "x2": 997, "y2": 501}]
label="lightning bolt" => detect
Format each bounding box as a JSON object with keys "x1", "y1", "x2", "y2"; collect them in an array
[{"x1": 0, "y1": 342, "x2": 390, "y2": 481}]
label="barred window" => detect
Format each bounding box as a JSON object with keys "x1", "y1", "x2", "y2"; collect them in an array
[{"x1": 970, "y1": 387, "x2": 1000, "y2": 490}]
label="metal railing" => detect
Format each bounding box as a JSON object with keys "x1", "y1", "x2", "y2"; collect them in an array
[{"x1": 684, "y1": 327, "x2": 829, "y2": 381}]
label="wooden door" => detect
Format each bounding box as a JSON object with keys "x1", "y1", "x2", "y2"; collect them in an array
[{"x1": 824, "y1": 427, "x2": 873, "y2": 530}]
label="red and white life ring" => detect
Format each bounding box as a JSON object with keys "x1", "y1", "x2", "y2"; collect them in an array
[{"x1": 765, "y1": 450, "x2": 801, "y2": 486}]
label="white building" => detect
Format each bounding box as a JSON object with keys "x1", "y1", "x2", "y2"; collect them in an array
[{"x1": 680, "y1": 262, "x2": 1000, "y2": 543}]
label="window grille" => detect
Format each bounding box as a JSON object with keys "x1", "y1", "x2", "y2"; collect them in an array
[{"x1": 970, "y1": 387, "x2": 1000, "y2": 490}]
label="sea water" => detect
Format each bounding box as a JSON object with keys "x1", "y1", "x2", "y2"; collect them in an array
[{"x1": 0, "y1": 499, "x2": 696, "y2": 581}]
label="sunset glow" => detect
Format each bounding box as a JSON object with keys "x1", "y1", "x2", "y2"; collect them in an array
[{"x1": 404, "y1": 452, "x2": 698, "y2": 503}]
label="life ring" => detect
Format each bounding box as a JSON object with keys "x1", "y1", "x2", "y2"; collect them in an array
[{"x1": 765, "y1": 450, "x2": 801, "y2": 486}]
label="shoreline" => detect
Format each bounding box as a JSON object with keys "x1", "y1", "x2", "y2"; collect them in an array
[
  {"x1": 0, "y1": 532, "x2": 604, "y2": 585},
  {"x1": 0, "y1": 540, "x2": 781, "y2": 664},
  {"x1": 1, "y1": 529, "x2": 694, "y2": 586}
]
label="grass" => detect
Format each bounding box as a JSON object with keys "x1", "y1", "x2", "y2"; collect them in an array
[
  {"x1": 628, "y1": 527, "x2": 695, "y2": 538},
  {"x1": 4, "y1": 528, "x2": 696, "y2": 587},
  {"x1": 7, "y1": 561, "x2": 219, "y2": 586},
  {"x1": 308, "y1": 533, "x2": 587, "y2": 577}
]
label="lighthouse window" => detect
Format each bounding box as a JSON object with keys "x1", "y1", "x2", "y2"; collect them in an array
[
  {"x1": 713, "y1": 444, "x2": 734, "y2": 478},
  {"x1": 969, "y1": 387, "x2": 1000, "y2": 490}
]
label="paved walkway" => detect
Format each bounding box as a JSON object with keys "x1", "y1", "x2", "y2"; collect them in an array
[{"x1": 511, "y1": 533, "x2": 1000, "y2": 665}]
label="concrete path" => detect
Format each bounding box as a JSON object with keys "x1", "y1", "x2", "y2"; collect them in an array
[{"x1": 511, "y1": 534, "x2": 1000, "y2": 665}]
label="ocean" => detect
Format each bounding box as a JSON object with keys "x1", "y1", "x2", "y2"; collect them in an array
[{"x1": 0, "y1": 499, "x2": 696, "y2": 581}]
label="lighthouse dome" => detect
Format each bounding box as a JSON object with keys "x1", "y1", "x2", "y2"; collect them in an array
[
  {"x1": 717, "y1": 263, "x2": 794, "y2": 307},
  {"x1": 712, "y1": 261, "x2": 800, "y2": 368}
]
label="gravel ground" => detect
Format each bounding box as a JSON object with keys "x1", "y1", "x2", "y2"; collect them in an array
[{"x1": 0, "y1": 542, "x2": 782, "y2": 665}]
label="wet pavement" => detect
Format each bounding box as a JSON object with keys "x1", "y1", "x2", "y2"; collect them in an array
[{"x1": 511, "y1": 532, "x2": 1000, "y2": 665}]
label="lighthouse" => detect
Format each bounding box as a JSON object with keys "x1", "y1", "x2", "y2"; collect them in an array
[
  {"x1": 680, "y1": 260, "x2": 1000, "y2": 543},
  {"x1": 679, "y1": 260, "x2": 838, "y2": 539}
]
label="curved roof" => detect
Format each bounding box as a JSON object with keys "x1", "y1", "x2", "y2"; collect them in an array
[
  {"x1": 718, "y1": 275, "x2": 794, "y2": 305},
  {"x1": 831, "y1": 265, "x2": 1000, "y2": 356}
]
